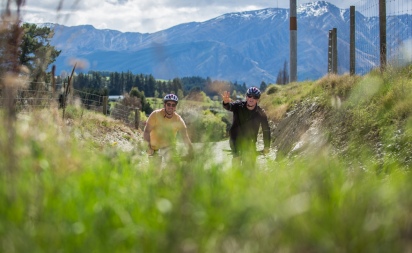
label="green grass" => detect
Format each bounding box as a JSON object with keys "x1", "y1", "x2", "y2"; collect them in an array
[
  {"x1": 1, "y1": 145, "x2": 411, "y2": 252},
  {"x1": 1, "y1": 65, "x2": 412, "y2": 252},
  {"x1": 261, "y1": 68, "x2": 412, "y2": 169}
]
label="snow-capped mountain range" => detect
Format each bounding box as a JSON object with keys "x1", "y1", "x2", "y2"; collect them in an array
[{"x1": 48, "y1": 1, "x2": 412, "y2": 84}]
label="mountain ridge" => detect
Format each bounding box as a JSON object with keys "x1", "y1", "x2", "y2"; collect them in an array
[{"x1": 47, "y1": 1, "x2": 412, "y2": 84}]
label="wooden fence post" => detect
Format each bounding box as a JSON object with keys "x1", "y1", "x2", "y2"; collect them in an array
[
  {"x1": 328, "y1": 29, "x2": 333, "y2": 74},
  {"x1": 379, "y1": 0, "x2": 387, "y2": 72},
  {"x1": 103, "y1": 96, "x2": 108, "y2": 115},
  {"x1": 327, "y1": 28, "x2": 338, "y2": 74},
  {"x1": 350, "y1": 6, "x2": 356, "y2": 75},
  {"x1": 332, "y1": 28, "x2": 338, "y2": 74},
  {"x1": 289, "y1": 0, "x2": 298, "y2": 82}
]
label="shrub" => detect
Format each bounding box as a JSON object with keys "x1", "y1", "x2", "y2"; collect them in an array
[
  {"x1": 266, "y1": 84, "x2": 280, "y2": 95},
  {"x1": 187, "y1": 110, "x2": 226, "y2": 142}
]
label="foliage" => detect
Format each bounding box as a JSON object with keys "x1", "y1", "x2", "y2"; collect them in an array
[
  {"x1": 185, "y1": 89, "x2": 210, "y2": 103},
  {"x1": 177, "y1": 100, "x2": 226, "y2": 142},
  {"x1": 1, "y1": 104, "x2": 412, "y2": 252},
  {"x1": 73, "y1": 72, "x2": 248, "y2": 104},
  {"x1": 276, "y1": 60, "x2": 289, "y2": 85},
  {"x1": 181, "y1": 76, "x2": 246, "y2": 98},
  {"x1": 259, "y1": 81, "x2": 267, "y2": 92},
  {"x1": 260, "y1": 81, "x2": 316, "y2": 121},
  {"x1": 129, "y1": 87, "x2": 152, "y2": 114},
  {"x1": 19, "y1": 23, "x2": 61, "y2": 84},
  {"x1": 187, "y1": 110, "x2": 227, "y2": 142},
  {"x1": 265, "y1": 84, "x2": 281, "y2": 95},
  {"x1": 1, "y1": 6, "x2": 412, "y2": 248},
  {"x1": 146, "y1": 97, "x2": 163, "y2": 110},
  {"x1": 261, "y1": 67, "x2": 412, "y2": 169},
  {"x1": 0, "y1": 21, "x2": 60, "y2": 88}
]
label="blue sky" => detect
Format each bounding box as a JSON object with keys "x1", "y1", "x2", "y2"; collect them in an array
[{"x1": 11, "y1": 0, "x2": 412, "y2": 33}]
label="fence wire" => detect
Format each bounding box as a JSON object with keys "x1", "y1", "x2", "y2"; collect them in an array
[
  {"x1": 0, "y1": 87, "x2": 138, "y2": 127},
  {"x1": 354, "y1": 0, "x2": 412, "y2": 74},
  {"x1": 0, "y1": 89, "x2": 56, "y2": 112},
  {"x1": 71, "y1": 89, "x2": 138, "y2": 126},
  {"x1": 110, "y1": 103, "x2": 136, "y2": 125}
]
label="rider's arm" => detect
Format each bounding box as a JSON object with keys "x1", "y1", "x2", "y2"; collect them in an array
[
  {"x1": 143, "y1": 123, "x2": 155, "y2": 155},
  {"x1": 143, "y1": 114, "x2": 155, "y2": 148},
  {"x1": 222, "y1": 101, "x2": 231, "y2": 110},
  {"x1": 181, "y1": 128, "x2": 194, "y2": 154},
  {"x1": 223, "y1": 100, "x2": 240, "y2": 112},
  {"x1": 143, "y1": 124, "x2": 151, "y2": 143}
]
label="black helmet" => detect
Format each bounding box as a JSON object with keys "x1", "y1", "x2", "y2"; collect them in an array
[
  {"x1": 163, "y1": 94, "x2": 178, "y2": 103},
  {"x1": 246, "y1": 87, "x2": 261, "y2": 98}
]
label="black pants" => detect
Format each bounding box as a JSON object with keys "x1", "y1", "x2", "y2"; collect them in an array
[{"x1": 230, "y1": 138, "x2": 257, "y2": 168}]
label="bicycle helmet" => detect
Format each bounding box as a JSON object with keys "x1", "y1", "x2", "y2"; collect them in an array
[
  {"x1": 246, "y1": 87, "x2": 261, "y2": 99},
  {"x1": 163, "y1": 94, "x2": 179, "y2": 103}
]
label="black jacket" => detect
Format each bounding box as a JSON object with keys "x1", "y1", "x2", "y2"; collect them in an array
[{"x1": 223, "y1": 101, "x2": 271, "y2": 149}]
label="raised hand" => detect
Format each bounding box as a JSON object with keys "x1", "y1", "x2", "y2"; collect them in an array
[{"x1": 221, "y1": 91, "x2": 231, "y2": 104}]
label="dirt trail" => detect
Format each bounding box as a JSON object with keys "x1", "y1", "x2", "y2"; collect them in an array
[
  {"x1": 193, "y1": 139, "x2": 277, "y2": 169},
  {"x1": 193, "y1": 140, "x2": 232, "y2": 170}
]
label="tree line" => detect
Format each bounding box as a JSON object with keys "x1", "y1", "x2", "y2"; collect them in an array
[
  {"x1": 57, "y1": 71, "x2": 254, "y2": 114},
  {"x1": 65, "y1": 71, "x2": 270, "y2": 99}
]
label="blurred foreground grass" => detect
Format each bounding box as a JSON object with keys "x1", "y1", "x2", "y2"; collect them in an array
[
  {"x1": 2, "y1": 66, "x2": 412, "y2": 252},
  {"x1": 1, "y1": 110, "x2": 412, "y2": 253}
]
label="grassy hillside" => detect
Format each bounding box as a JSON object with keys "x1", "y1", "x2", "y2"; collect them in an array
[
  {"x1": 260, "y1": 67, "x2": 412, "y2": 169},
  {"x1": 1, "y1": 66, "x2": 412, "y2": 252}
]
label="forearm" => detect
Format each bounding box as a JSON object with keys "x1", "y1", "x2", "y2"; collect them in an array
[
  {"x1": 143, "y1": 128, "x2": 153, "y2": 150},
  {"x1": 222, "y1": 101, "x2": 231, "y2": 111},
  {"x1": 143, "y1": 131, "x2": 150, "y2": 143},
  {"x1": 143, "y1": 119, "x2": 153, "y2": 141},
  {"x1": 182, "y1": 131, "x2": 193, "y2": 151}
]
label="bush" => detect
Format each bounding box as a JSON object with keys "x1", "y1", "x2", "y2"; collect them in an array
[
  {"x1": 266, "y1": 84, "x2": 280, "y2": 95},
  {"x1": 187, "y1": 110, "x2": 226, "y2": 142}
]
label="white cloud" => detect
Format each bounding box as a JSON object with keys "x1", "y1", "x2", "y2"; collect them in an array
[{"x1": 14, "y1": 0, "x2": 412, "y2": 33}]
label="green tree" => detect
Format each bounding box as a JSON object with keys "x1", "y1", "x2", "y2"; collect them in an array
[
  {"x1": 231, "y1": 90, "x2": 237, "y2": 100},
  {"x1": 276, "y1": 60, "x2": 289, "y2": 85},
  {"x1": 130, "y1": 87, "x2": 152, "y2": 114},
  {"x1": 171, "y1": 77, "x2": 183, "y2": 94},
  {"x1": 177, "y1": 89, "x2": 184, "y2": 101},
  {"x1": 186, "y1": 87, "x2": 210, "y2": 103},
  {"x1": 260, "y1": 81, "x2": 267, "y2": 92},
  {"x1": 19, "y1": 23, "x2": 61, "y2": 86},
  {"x1": 188, "y1": 110, "x2": 226, "y2": 142},
  {"x1": 145, "y1": 74, "x2": 156, "y2": 97}
]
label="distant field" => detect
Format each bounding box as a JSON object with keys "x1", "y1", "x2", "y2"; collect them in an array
[{"x1": 146, "y1": 97, "x2": 221, "y2": 111}]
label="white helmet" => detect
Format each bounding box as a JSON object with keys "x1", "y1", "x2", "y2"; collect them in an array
[{"x1": 163, "y1": 94, "x2": 178, "y2": 103}]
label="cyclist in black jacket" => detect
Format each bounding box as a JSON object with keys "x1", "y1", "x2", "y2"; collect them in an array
[{"x1": 222, "y1": 87, "x2": 271, "y2": 168}]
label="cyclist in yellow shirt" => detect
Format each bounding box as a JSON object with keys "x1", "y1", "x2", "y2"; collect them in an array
[{"x1": 143, "y1": 94, "x2": 193, "y2": 168}]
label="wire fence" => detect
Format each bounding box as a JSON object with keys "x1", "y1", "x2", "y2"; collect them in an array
[
  {"x1": 15, "y1": 89, "x2": 55, "y2": 111},
  {"x1": 354, "y1": 0, "x2": 412, "y2": 74},
  {"x1": 0, "y1": 87, "x2": 139, "y2": 127}
]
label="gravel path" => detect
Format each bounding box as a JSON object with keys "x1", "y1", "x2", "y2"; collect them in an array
[
  {"x1": 193, "y1": 139, "x2": 277, "y2": 170},
  {"x1": 192, "y1": 140, "x2": 232, "y2": 170}
]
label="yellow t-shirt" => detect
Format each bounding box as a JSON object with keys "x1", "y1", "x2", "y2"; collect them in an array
[{"x1": 145, "y1": 109, "x2": 187, "y2": 150}]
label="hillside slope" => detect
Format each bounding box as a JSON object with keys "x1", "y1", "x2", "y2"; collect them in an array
[{"x1": 262, "y1": 68, "x2": 412, "y2": 169}]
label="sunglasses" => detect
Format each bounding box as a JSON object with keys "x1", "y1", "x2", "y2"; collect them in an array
[
  {"x1": 165, "y1": 102, "x2": 177, "y2": 107},
  {"x1": 247, "y1": 95, "x2": 260, "y2": 99}
]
